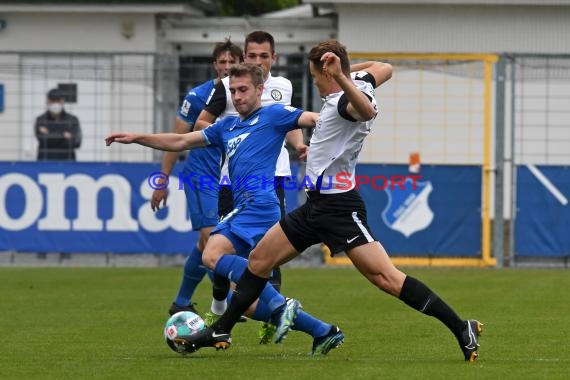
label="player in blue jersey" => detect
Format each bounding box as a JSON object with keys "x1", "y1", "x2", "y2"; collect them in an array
[
  {"x1": 195, "y1": 32, "x2": 305, "y2": 321},
  {"x1": 195, "y1": 31, "x2": 306, "y2": 342},
  {"x1": 149, "y1": 39, "x2": 243, "y2": 316},
  {"x1": 179, "y1": 40, "x2": 482, "y2": 361},
  {"x1": 106, "y1": 63, "x2": 339, "y2": 353}
]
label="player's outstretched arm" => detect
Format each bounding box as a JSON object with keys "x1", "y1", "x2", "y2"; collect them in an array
[
  {"x1": 151, "y1": 117, "x2": 192, "y2": 211},
  {"x1": 158, "y1": 117, "x2": 192, "y2": 171},
  {"x1": 105, "y1": 130, "x2": 206, "y2": 152}
]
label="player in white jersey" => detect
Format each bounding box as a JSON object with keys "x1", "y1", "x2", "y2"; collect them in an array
[
  {"x1": 195, "y1": 32, "x2": 306, "y2": 333},
  {"x1": 185, "y1": 40, "x2": 483, "y2": 361}
]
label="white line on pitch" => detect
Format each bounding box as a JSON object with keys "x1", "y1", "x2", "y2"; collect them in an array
[{"x1": 526, "y1": 164, "x2": 568, "y2": 206}]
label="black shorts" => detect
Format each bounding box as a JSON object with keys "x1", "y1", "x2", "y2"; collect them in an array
[
  {"x1": 217, "y1": 185, "x2": 234, "y2": 219},
  {"x1": 274, "y1": 176, "x2": 286, "y2": 218},
  {"x1": 217, "y1": 177, "x2": 287, "y2": 219},
  {"x1": 280, "y1": 189, "x2": 377, "y2": 256}
]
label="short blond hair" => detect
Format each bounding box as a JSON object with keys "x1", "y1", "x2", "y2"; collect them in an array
[{"x1": 229, "y1": 63, "x2": 264, "y2": 87}]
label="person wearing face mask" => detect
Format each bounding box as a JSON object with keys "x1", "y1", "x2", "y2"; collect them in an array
[{"x1": 35, "y1": 88, "x2": 82, "y2": 161}]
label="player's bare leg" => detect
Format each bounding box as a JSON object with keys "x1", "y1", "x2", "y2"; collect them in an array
[
  {"x1": 347, "y1": 242, "x2": 482, "y2": 362},
  {"x1": 346, "y1": 241, "x2": 406, "y2": 296},
  {"x1": 248, "y1": 223, "x2": 299, "y2": 277}
]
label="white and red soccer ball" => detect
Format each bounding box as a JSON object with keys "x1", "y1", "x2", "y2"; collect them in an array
[{"x1": 164, "y1": 311, "x2": 206, "y2": 354}]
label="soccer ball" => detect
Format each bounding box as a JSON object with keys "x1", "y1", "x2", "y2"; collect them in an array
[{"x1": 164, "y1": 311, "x2": 206, "y2": 355}]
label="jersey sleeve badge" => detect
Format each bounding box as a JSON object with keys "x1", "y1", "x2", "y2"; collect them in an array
[
  {"x1": 271, "y1": 89, "x2": 283, "y2": 101},
  {"x1": 180, "y1": 100, "x2": 191, "y2": 116}
]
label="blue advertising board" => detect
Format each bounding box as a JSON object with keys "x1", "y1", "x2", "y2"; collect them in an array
[
  {"x1": 0, "y1": 162, "x2": 197, "y2": 253},
  {"x1": 515, "y1": 165, "x2": 570, "y2": 257},
  {"x1": 0, "y1": 162, "x2": 482, "y2": 256},
  {"x1": 356, "y1": 164, "x2": 482, "y2": 256}
]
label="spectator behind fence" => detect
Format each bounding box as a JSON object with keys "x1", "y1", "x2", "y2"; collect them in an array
[{"x1": 35, "y1": 88, "x2": 82, "y2": 161}]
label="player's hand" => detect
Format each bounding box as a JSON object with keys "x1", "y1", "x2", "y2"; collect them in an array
[
  {"x1": 296, "y1": 143, "x2": 309, "y2": 161},
  {"x1": 63, "y1": 131, "x2": 72, "y2": 139},
  {"x1": 321, "y1": 52, "x2": 342, "y2": 78},
  {"x1": 38, "y1": 126, "x2": 49, "y2": 134},
  {"x1": 105, "y1": 132, "x2": 136, "y2": 146},
  {"x1": 151, "y1": 188, "x2": 168, "y2": 211}
]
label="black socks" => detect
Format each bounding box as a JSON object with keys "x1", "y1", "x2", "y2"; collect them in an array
[
  {"x1": 269, "y1": 266, "x2": 282, "y2": 292},
  {"x1": 212, "y1": 273, "x2": 230, "y2": 301},
  {"x1": 399, "y1": 276, "x2": 464, "y2": 338},
  {"x1": 214, "y1": 269, "x2": 269, "y2": 333}
]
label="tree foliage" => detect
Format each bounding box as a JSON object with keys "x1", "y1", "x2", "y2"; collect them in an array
[
  {"x1": 10, "y1": 0, "x2": 302, "y2": 17},
  {"x1": 218, "y1": 0, "x2": 301, "y2": 16}
]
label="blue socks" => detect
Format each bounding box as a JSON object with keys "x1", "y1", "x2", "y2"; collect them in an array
[
  {"x1": 174, "y1": 245, "x2": 208, "y2": 306},
  {"x1": 252, "y1": 296, "x2": 272, "y2": 321},
  {"x1": 291, "y1": 311, "x2": 332, "y2": 338},
  {"x1": 253, "y1": 299, "x2": 331, "y2": 338}
]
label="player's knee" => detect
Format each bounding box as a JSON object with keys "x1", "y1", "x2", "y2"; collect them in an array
[
  {"x1": 201, "y1": 250, "x2": 221, "y2": 270},
  {"x1": 247, "y1": 254, "x2": 273, "y2": 278}
]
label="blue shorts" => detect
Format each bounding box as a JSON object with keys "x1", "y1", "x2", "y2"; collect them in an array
[
  {"x1": 183, "y1": 169, "x2": 219, "y2": 231},
  {"x1": 211, "y1": 198, "x2": 281, "y2": 258}
]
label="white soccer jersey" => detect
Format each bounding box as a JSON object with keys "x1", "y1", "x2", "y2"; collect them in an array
[
  {"x1": 306, "y1": 71, "x2": 378, "y2": 194},
  {"x1": 218, "y1": 73, "x2": 293, "y2": 179}
]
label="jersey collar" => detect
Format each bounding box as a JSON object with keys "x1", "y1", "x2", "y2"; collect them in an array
[{"x1": 264, "y1": 72, "x2": 273, "y2": 85}]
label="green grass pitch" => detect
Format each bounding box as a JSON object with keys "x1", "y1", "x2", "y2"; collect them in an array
[{"x1": 1, "y1": 266, "x2": 568, "y2": 379}]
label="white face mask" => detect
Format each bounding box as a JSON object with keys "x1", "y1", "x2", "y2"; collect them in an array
[{"x1": 48, "y1": 103, "x2": 63, "y2": 114}]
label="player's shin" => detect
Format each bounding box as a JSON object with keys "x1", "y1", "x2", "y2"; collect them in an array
[
  {"x1": 213, "y1": 269, "x2": 269, "y2": 333},
  {"x1": 398, "y1": 276, "x2": 464, "y2": 337},
  {"x1": 269, "y1": 266, "x2": 282, "y2": 292},
  {"x1": 175, "y1": 246, "x2": 207, "y2": 306},
  {"x1": 211, "y1": 273, "x2": 230, "y2": 314},
  {"x1": 211, "y1": 254, "x2": 245, "y2": 314}
]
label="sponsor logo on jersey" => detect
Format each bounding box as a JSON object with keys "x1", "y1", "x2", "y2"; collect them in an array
[
  {"x1": 227, "y1": 132, "x2": 251, "y2": 158},
  {"x1": 381, "y1": 179, "x2": 434, "y2": 237},
  {"x1": 249, "y1": 116, "x2": 259, "y2": 126}
]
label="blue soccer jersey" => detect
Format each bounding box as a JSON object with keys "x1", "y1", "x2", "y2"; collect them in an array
[
  {"x1": 177, "y1": 80, "x2": 221, "y2": 229},
  {"x1": 202, "y1": 104, "x2": 303, "y2": 206},
  {"x1": 178, "y1": 80, "x2": 222, "y2": 184}
]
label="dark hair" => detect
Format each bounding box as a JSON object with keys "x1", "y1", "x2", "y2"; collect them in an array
[
  {"x1": 244, "y1": 31, "x2": 275, "y2": 54},
  {"x1": 212, "y1": 38, "x2": 243, "y2": 61},
  {"x1": 229, "y1": 63, "x2": 264, "y2": 87},
  {"x1": 47, "y1": 88, "x2": 64, "y2": 101},
  {"x1": 308, "y1": 40, "x2": 351, "y2": 77}
]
